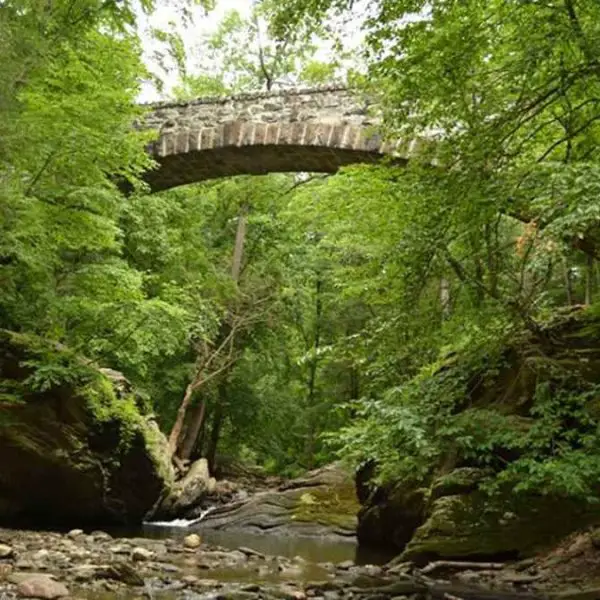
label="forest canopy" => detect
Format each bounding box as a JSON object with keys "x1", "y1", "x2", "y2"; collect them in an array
[{"x1": 3, "y1": 0, "x2": 600, "y2": 500}]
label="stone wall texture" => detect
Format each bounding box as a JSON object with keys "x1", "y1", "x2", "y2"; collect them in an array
[{"x1": 140, "y1": 86, "x2": 413, "y2": 191}]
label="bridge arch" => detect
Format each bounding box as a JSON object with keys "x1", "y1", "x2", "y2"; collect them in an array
[{"x1": 141, "y1": 87, "x2": 409, "y2": 192}]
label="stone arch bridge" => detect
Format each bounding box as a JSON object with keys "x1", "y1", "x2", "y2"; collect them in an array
[{"x1": 141, "y1": 86, "x2": 415, "y2": 192}]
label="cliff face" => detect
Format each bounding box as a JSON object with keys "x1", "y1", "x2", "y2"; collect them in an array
[
  {"x1": 356, "y1": 307, "x2": 600, "y2": 562},
  {"x1": 0, "y1": 330, "x2": 174, "y2": 526}
]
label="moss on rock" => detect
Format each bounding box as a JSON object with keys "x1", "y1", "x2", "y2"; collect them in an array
[
  {"x1": 0, "y1": 329, "x2": 174, "y2": 526},
  {"x1": 402, "y1": 490, "x2": 600, "y2": 564},
  {"x1": 292, "y1": 478, "x2": 359, "y2": 530}
]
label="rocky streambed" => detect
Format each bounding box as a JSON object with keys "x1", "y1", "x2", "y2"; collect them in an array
[{"x1": 0, "y1": 526, "x2": 600, "y2": 600}]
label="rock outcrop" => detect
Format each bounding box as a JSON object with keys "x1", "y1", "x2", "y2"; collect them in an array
[
  {"x1": 0, "y1": 330, "x2": 174, "y2": 526},
  {"x1": 356, "y1": 308, "x2": 600, "y2": 562},
  {"x1": 193, "y1": 463, "x2": 359, "y2": 540}
]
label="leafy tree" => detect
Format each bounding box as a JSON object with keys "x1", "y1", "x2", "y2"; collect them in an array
[{"x1": 174, "y1": 1, "x2": 345, "y2": 98}]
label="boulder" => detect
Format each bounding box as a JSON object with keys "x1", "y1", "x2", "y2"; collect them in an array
[
  {"x1": 0, "y1": 330, "x2": 174, "y2": 526},
  {"x1": 195, "y1": 463, "x2": 360, "y2": 540},
  {"x1": 356, "y1": 482, "x2": 425, "y2": 549},
  {"x1": 401, "y1": 489, "x2": 600, "y2": 565},
  {"x1": 357, "y1": 468, "x2": 600, "y2": 564}
]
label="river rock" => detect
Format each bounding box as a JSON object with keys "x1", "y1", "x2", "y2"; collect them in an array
[
  {"x1": 16, "y1": 574, "x2": 69, "y2": 599},
  {"x1": 132, "y1": 546, "x2": 154, "y2": 561},
  {"x1": 104, "y1": 561, "x2": 145, "y2": 586},
  {"x1": 0, "y1": 330, "x2": 174, "y2": 526},
  {"x1": 67, "y1": 529, "x2": 83, "y2": 539},
  {"x1": 184, "y1": 534, "x2": 202, "y2": 549},
  {"x1": 0, "y1": 543, "x2": 14, "y2": 558}
]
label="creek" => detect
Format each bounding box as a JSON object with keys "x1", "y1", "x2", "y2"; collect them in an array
[{"x1": 139, "y1": 520, "x2": 395, "y2": 565}]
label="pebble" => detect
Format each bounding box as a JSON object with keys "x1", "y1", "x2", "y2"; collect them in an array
[
  {"x1": 0, "y1": 543, "x2": 14, "y2": 559},
  {"x1": 239, "y1": 546, "x2": 266, "y2": 559},
  {"x1": 183, "y1": 533, "x2": 202, "y2": 549},
  {"x1": 182, "y1": 575, "x2": 200, "y2": 586},
  {"x1": 66, "y1": 529, "x2": 84, "y2": 539}
]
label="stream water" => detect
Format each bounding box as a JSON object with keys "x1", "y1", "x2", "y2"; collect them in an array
[{"x1": 137, "y1": 520, "x2": 395, "y2": 566}]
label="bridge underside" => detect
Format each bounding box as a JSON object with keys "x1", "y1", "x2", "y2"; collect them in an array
[{"x1": 143, "y1": 145, "x2": 394, "y2": 192}]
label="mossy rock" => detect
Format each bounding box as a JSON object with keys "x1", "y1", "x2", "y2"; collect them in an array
[
  {"x1": 292, "y1": 473, "x2": 359, "y2": 531},
  {"x1": 0, "y1": 329, "x2": 174, "y2": 526},
  {"x1": 401, "y1": 491, "x2": 600, "y2": 565},
  {"x1": 430, "y1": 468, "x2": 490, "y2": 501},
  {"x1": 197, "y1": 463, "x2": 359, "y2": 538}
]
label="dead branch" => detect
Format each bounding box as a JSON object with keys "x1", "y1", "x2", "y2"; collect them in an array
[{"x1": 421, "y1": 561, "x2": 505, "y2": 575}]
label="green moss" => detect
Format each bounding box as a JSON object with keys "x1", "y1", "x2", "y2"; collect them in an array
[
  {"x1": 402, "y1": 491, "x2": 600, "y2": 563},
  {"x1": 292, "y1": 482, "x2": 359, "y2": 530},
  {"x1": 142, "y1": 417, "x2": 174, "y2": 489},
  {"x1": 0, "y1": 328, "x2": 157, "y2": 456},
  {"x1": 80, "y1": 377, "x2": 143, "y2": 450}
]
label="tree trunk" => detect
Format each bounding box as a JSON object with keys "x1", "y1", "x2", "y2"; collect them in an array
[
  {"x1": 207, "y1": 385, "x2": 227, "y2": 473},
  {"x1": 231, "y1": 208, "x2": 247, "y2": 282},
  {"x1": 440, "y1": 277, "x2": 451, "y2": 318},
  {"x1": 179, "y1": 397, "x2": 207, "y2": 461},
  {"x1": 169, "y1": 206, "x2": 249, "y2": 460},
  {"x1": 304, "y1": 277, "x2": 322, "y2": 470},
  {"x1": 564, "y1": 259, "x2": 573, "y2": 306},
  {"x1": 168, "y1": 383, "x2": 194, "y2": 455},
  {"x1": 586, "y1": 255, "x2": 594, "y2": 304}
]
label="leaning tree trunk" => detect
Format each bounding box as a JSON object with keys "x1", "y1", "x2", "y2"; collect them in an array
[
  {"x1": 168, "y1": 383, "x2": 194, "y2": 455},
  {"x1": 179, "y1": 396, "x2": 207, "y2": 461},
  {"x1": 304, "y1": 276, "x2": 322, "y2": 470},
  {"x1": 171, "y1": 207, "x2": 248, "y2": 461}
]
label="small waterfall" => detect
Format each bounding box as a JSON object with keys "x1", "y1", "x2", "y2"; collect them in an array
[{"x1": 144, "y1": 506, "x2": 216, "y2": 528}]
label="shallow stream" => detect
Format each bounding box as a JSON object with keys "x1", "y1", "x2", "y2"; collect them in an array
[{"x1": 138, "y1": 521, "x2": 395, "y2": 566}]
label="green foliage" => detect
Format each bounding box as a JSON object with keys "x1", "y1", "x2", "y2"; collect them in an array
[
  {"x1": 6, "y1": 0, "x2": 600, "y2": 503},
  {"x1": 173, "y1": 3, "x2": 345, "y2": 98}
]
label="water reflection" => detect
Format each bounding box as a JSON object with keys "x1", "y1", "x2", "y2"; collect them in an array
[{"x1": 140, "y1": 523, "x2": 395, "y2": 565}]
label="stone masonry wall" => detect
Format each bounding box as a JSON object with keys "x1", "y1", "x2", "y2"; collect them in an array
[{"x1": 139, "y1": 87, "x2": 412, "y2": 191}]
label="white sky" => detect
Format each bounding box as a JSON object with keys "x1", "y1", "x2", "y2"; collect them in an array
[
  {"x1": 138, "y1": 0, "x2": 367, "y2": 103},
  {"x1": 138, "y1": 1, "x2": 252, "y2": 102}
]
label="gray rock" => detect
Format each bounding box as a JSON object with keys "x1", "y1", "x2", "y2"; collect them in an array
[
  {"x1": 182, "y1": 575, "x2": 200, "y2": 586},
  {"x1": 154, "y1": 458, "x2": 211, "y2": 519},
  {"x1": 0, "y1": 543, "x2": 14, "y2": 559},
  {"x1": 66, "y1": 529, "x2": 83, "y2": 539},
  {"x1": 104, "y1": 561, "x2": 145, "y2": 586},
  {"x1": 69, "y1": 564, "x2": 105, "y2": 581},
  {"x1": 131, "y1": 546, "x2": 154, "y2": 561},
  {"x1": 109, "y1": 544, "x2": 131, "y2": 554}
]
